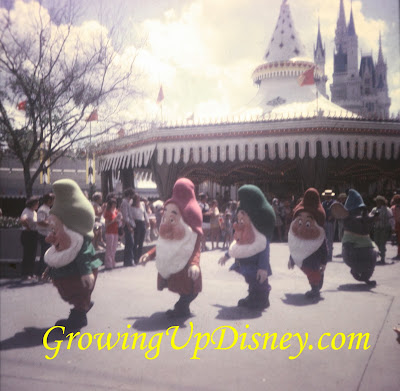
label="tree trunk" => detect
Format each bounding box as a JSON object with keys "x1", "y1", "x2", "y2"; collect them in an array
[{"x1": 23, "y1": 165, "x2": 33, "y2": 198}]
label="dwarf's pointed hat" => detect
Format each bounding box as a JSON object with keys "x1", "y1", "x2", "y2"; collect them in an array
[
  {"x1": 50, "y1": 179, "x2": 95, "y2": 238},
  {"x1": 164, "y1": 178, "x2": 203, "y2": 236},
  {"x1": 237, "y1": 185, "x2": 276, "y2": 239},
  {"x1": 293, "y1": 188, "x2": 326, "y2": 226}
]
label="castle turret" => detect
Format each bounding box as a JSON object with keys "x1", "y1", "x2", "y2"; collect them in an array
[
  {"x1": 374, "y1": 33, "x2": 391, "y2": 117},
  {"x1": 331, "y1": 0, "x2": 362, "y2": 114},
  {"x1": 314, "y1": 18, "x2": 328, "y2": 97},
  {"x1": 334, "y1": 0, "x2": 347, "y2": 51}
]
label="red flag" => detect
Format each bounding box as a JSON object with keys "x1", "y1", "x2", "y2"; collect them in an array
[
  {"x1": 297, "y1": 66, "x2": 315, "y2": 86},
  {"x1": 86, "y1": 109, "x2": 98, "y2": 121},
  {"x1": 17, "y1": 100, "x2": 27, "y2": 111},
  {"x1": 156, "y1": 85, "x2": 164, "y2": 104}
]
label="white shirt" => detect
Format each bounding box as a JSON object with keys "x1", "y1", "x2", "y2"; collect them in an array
[
  {"x1": 132, "y1": 201, "x2": 148, "y2": 223},
  {"x1": 37, "y1": 204, "x2": 51, "y2": 236},
  {"x1": 120, "y1": 198, "x2": 136, "y2": 228},
  {"x1": 20, "y1": 208, "x2": 37, "y2": 231}
]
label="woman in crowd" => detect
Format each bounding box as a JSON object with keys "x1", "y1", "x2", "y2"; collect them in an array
[
  {"x1": 131, "y1": 194, "x2": 148, "y2": 264},
  {"x1": 103, "y1": 198, "x2": 121, "y2": 270},
  {"x1": 91, "y1": 192, "x2": 106, "y2": 250},
  {"x1": 209, "y1": 199, "x2": 221, "y2": 249}
]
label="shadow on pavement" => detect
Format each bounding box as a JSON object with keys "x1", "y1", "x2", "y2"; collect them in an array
[
  {"x1": 337, "y1": 283, "x2": 376, "y2": 292},
  {"x1": 128, "y1": 312, "x2": 191, "y2": 331},
  {"x1": 0, "y1": 279, "x2": 47, "y2": 289},
  {"x1": 213, "y1": 304, "x2": 263, "y2": 320},
  {"x1": 281, "y1": 293, "x2": 324, "y2": 306},
  {"x1": 0, "y1": 326, "x2": 61, "y2": 351}
]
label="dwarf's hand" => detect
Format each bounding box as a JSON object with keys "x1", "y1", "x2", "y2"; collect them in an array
[
  {"x1": 218, "y1": 255, "x2": 228, "y2": 266},
  {"x1": 188, "y1": 265, "x2": 200, "y2": 280},
  {"x1": 81, "y1": 273, "x2": 95, "y2": 290},
  {"x1": 256, "y1": 269, "x2": 268, "y2": 284},
  {"x1": 288, "y1": 259, "x2": 294, "y2": 270},
  {"x1": 139, "y1": 254, "x2": 149, "y2": 265},
  {"x1": 394, "y1": 326, "x2": 400, "y2": 344}
]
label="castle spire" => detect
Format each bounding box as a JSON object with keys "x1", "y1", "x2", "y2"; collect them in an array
[
  {"x1": 264, "y1": 0, "x2": 306, "y2": 62},
  {"x1": 347, "y1": 1, "x2": 356, "y2": 36},
  {"x1": 377, "y1": 32, "x2": 384, "y2": 64},
  {"x1": 335, "y1": 0, "x2": 347, "y2": 49},
  {"x1": 314, "y1": 17, "x2": 325, "y2": 57}
]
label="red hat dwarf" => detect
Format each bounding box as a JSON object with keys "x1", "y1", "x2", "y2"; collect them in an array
[
  {"x1": 293, "y1": 188, "x2": 326, "y2": 227},
  {"x1": 164, "y1": 178, "x2": 203, "y2": 236}
]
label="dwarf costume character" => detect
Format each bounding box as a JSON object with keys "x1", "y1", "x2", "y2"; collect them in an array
[
  {"x1": 330, "y1": 189, "x2": 377, "y2": 286},
  {"x1": 288, "y1": 188, "x2": 328, "y2": 299},
  {"x1": 140, "y1": 178, "x2": 203, "y2": 318},
  {"x1": 219, "y1": 185, "x2": 275, "y2": 310},
  {"x1": 44, "y1": 179, "x2": 102, "y2": 331}
]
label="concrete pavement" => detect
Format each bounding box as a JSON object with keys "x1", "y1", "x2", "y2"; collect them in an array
[{"x1": 1, "y1": 241, "x2": 399, "y2": 391}]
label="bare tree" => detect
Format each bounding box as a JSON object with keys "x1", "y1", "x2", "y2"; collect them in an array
[{"x1": 0, "y1": 0, "x2": 141, "y2": 197}]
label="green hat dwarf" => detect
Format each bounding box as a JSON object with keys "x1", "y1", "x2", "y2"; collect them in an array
[
  {"x1": 50, "y1": 179, "x2": 95, "y2": 238},
  {"x1": 237, "y1": 185, "x2": 276, "y2": 239}
]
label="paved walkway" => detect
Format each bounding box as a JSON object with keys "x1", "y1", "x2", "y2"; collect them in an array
[{"x1": 1, "y1": 242, "x2": 399, "y2": 390}]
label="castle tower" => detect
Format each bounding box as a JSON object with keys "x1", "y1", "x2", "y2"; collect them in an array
[
  {"x1": 374, "y1": 33, "x2": 391, "y2": 117},
  {"x1": 314, "y1": 18, "x2": 328, "y2": 97},
  {"x1": 334, "y1": 0, "x2": 347, "y2": 51},
  {"x1": 330, "y1": 0, "x2": 363, "y2": 114},
  {"x1": 250, "y1": 0, "x2": 351, "y2": 117}
]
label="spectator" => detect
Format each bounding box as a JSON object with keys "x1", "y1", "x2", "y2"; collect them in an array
[
  {"x1": 132, "y1": 194, "x2": 148, "y2": 264},
  {"x1": 272, "y1": 198, "x2": 283, "y2": 242},
  {"x1": 199, "y1": 193, "x2": 211, "y2": 251},
  {"x1": 221, "y1": 210, "x2": 233, "y2": 249},
  {"x1": 146, "y1": 202, "x2": 159, "y2": 242},
  {"x1": 120, "y1": 188, "x2": 136, "y2": 266},
  {"x1": 103, "y1": 198, "x2": 121, "y2": 270},
  {"x1": 20, "y1": 196, "x2": 40, "y2": 281},
  {"x1": 390, "y1": 194, "x2": 400, "y2": 260},
  {"x1": 91, "y1": 192, "x2": 106, "y2": 251},
  {"x1": 322, "y1": 189, "x2": 336, "y2": 262},
  {"x1": 334, "y1": 192, "x2": 347, "y2": 258},
  {"x1": 370, "y1": 196, "x2": 394, "y2": 265},
  {"x1": 209, "y1": 199, "x2": 220, "y2": 249},
  {"x1": 282, "y1": 199, "x2": 293, "y2": 241},
  {"x1": 36, "y1": 192, "x2": 55, "y2": 278}
]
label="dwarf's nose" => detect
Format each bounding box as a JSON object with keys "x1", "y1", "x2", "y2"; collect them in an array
[{"x1": 45, "y1": 232, "x2": 55, "y2": 244}]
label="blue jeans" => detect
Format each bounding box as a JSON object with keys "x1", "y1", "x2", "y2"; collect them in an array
[
  {"x1": 123, "y1": 225, "x2": 134, "y2": 266},
  {"x1": 133, "y1": 220, "x2": 146, "y2": 264}
]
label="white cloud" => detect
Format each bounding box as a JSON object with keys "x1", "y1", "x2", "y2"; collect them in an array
[
  {"x1": 129, "y1": 0, "x2": 399, "y2": 119},
  {"x1": 4, "y1": 0, "x2": 399, "y2": 121}
]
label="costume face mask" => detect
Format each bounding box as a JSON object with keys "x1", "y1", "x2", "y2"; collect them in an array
[
  {"x1": 46, "y1": 215, "x2": 72, "y2": 252},
  {"x1": 291, "y1": 212, "x2": 321, "y2": 240},
  {"x1": 233, "y1": 210, "x2": 255, "y2": 245},
  {"x1": 159, "y1": 203, "x2": 186, "y2": 241}
]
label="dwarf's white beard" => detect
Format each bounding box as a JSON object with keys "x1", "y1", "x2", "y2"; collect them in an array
[
  {"x1": 288, "y1": 224, "x2": 325, "y2": 267},
  {"x1": 44, "y1": 226, "x2": 84, "y2": 268},
  {"x1": 156, "y1": 222, "x2": 198, "y2": 279},
  {"x1": 228, "y1": 223, "x2": 267, "y2": 259}
]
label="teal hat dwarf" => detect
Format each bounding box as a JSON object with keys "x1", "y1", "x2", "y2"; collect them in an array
[
  {"x1": 50, "y1": 179, "x2": 95, "y2": 238},
  {"x1": 237, "y1": 185, "x2": 276, "y2": 239},
  {"x1": 344, "y1": 189, "x2": 366, "y2": 211}
]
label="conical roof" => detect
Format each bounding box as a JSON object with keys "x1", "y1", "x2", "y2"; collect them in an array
[
  {"x1": 264, "y1": 0, "x2": 307, "y2": 63},
  {"x1": 240, "y1": 0, "x2": 354, "y2": 118}
]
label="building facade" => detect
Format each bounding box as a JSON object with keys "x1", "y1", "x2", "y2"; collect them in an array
[
  {"x1": 330, "y1": 0, "x2": 391, "y2": 117},
  {"x1": 97, "y1": 0, "x2": 399, "y2": 201}
]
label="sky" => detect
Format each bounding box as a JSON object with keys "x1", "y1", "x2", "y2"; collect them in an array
[{"x1": 3, "y1": 0, "x2": 400, "y2": 123}]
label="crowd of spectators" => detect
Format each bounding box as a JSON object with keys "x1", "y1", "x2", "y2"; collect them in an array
[{"x1": 1, "y1": 185, "x2": 399, "y2": 280}]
